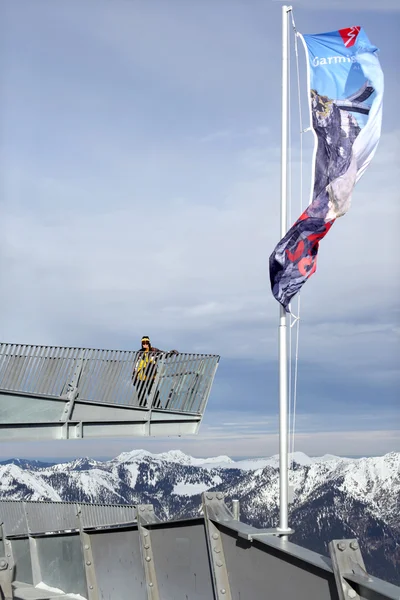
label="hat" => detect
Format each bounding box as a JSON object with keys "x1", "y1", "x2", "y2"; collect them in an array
[{"x1": 141, "y1": 336, "x2": 150, "y2": 343}]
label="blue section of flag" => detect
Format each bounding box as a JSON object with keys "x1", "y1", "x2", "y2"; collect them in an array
[{"x1": 270, "y1": 26, "x2": 383, "y2": 311}]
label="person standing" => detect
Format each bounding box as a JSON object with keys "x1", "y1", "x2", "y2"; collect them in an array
[
  {"x1": 132, "y1": 336, "x2": 162, "y2": 407},
  {"x1": 133, "y1": 336, "x2": 179, "y2": 408}
]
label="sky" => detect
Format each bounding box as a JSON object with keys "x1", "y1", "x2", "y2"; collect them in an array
[{"x1": 0, "y1": 0, "x2": 399, "y2": 461}]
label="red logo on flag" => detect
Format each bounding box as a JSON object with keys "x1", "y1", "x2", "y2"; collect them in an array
[{"x1": 339, "y1": 26, "x2": 361, "y2": 48}]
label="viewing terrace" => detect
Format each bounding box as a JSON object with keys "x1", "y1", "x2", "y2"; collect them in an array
[{"x1": 0, "y1": 343, "x2": 219, "y2": 441}]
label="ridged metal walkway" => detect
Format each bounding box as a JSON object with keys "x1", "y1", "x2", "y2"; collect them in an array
[
  {"x1": 0, "y1": 497, "x2": 398, "y2": 600},
  {"x1": 0, "y1": 343, "x2": 219, "y2": 440}
]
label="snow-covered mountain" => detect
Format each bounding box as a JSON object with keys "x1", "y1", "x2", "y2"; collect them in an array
[{"x1": 0, "y1": 449, "x2": 399, "y2": 585}]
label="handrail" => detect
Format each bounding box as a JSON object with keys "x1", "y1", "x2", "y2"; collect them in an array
[{"x1": 0, "y1": 343, "x2": 220, "y2": 414}]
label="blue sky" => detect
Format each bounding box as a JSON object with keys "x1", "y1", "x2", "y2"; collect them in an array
[{"x1": 0, "y1": 0, "x2": 399, "y2": 460}]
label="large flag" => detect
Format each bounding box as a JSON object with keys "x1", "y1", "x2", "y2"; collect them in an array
[{"x1": 270, "y1": 26, "x2": 384, "y2": 311}]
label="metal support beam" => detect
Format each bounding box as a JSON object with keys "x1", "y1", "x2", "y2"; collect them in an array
[
  {"x1": 28, "y1": 537, "x2": 41, "y2": 587},
  {"x1": 80, "y1": 531, "x2": 99, "y2": 600},
  {"x1": 0, "y1": 560, "x2": 12, "y2": 600},
  {"x1": 0, "y1": 528, "x2": 13, "y2": 600},
  {"x1": 137, "y1": 505, "x2": 160, "y2": 600},
  {"x1": 329, "y1": 539, "x2": 368, "y2": 600},
  {"x1": 202, "y1": 493, "x2": 233, "y2": 600}
]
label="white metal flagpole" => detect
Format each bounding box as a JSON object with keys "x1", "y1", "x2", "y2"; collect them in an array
[{"x1": 278, "y1": 4, "x2": 291, "y2": 536}]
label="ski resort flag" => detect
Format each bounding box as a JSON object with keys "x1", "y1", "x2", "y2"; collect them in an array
[{"x1": 269, "y1": 27, "x2": 384, "y2": 311}]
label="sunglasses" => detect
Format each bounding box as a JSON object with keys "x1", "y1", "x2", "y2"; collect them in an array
[{"x1": 142, "y1": 341, "x2": 150, "y2": 345}]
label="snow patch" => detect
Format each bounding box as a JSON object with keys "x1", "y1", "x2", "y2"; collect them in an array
[
  {"x1": 112, "y1": 448, "x2": 234, "y2": 468},
  {"x1": 37, "y1": 581, "x2": 86, "y2": 599},
  {"x1": 173, "y1": 482, "x2": 211, "y2": 496}
]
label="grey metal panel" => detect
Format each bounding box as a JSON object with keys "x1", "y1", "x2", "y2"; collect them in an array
[
  {"x1": 219, "y1": 525, "x2": 339, "y2": 600},
  {"x1": 36, "y1": 534, "x2": 87, "y2": 597},
  {"x1": 25, "y1": 502, "x2": 78, "y2": 535},
  {"x1": 0, "y1": 425, "x2": 68, "y2": 442},
  {"x1": 0, "y1": 393, "x2": 65, "y2": 423},
  {"x1": 0, "y1": 501, "x2": 28, "y2": 536},
  {"x1": 89, "y1": 528, "x2": 147, "y2": 600},
  {"x1": 150, "y1": 521, "x2": 214, "y2": 600},
  {"x1": 78, "y1": 503, "x2": 137, "y2": 530},
  {"x1": 11, "y1": 538, "x2": 33, "y2": 585},
  {"x1": 81, "y1": 420, "x2": 200, "y2": 438},
  {"x1": 72, "y1": 402, "x2": 148, "y2": 422}
]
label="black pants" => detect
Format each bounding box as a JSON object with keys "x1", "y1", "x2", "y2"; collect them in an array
[{"x1": 134, "y1": 377, "x2": 161, "y2": 408}]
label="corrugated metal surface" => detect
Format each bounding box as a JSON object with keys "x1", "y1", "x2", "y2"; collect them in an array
[
  {"x1": 24, "y1": 501, "x2": 79, "y2": 534},
  {"x1": 0, "y1": 344, "x2": 82, "y2": 397},
  {"x1": 0, "y1": 500, "x2": 27, "y2": 536},
  {"x1": 78, "y1": 503, "x2": 137, "y2": 529},
  {"x1": 0, "y1": 501, "x2": 138, "y2": 535}
]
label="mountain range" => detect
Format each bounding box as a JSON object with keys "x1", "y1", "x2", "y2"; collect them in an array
[{"x1": 0, "y1": 449, "x2": 399, "y2": 585}]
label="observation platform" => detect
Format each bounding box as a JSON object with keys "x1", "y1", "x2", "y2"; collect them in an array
[
  {"x1": 0, "y1": 497, "x2": 398, "y2": 600},
  {"x1": 0, "y1": 343, "x2": 219, "y2": 441}
]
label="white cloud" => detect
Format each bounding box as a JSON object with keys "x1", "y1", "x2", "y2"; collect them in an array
[
  {"x1": 199, "y1": 130, "x2": 232, "y2": 143},
  {"x1": 0, "y1": 426, "x2": 398, "y2": 460},
  {"x1": 1, "y1": 131, "x2": 398, "y2": 373}
]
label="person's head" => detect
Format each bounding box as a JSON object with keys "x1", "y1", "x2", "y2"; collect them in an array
[{"x1": 141, "y1": 336, "x2": 151, "y2": 351}]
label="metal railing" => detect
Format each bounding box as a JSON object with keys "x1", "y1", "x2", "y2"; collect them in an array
[
  {"x1": 0, "y1": 500, "x2": 137, "y2": 537},
  {"x1": 0, "y1": 343, "x2": 219, "y2": 414}
]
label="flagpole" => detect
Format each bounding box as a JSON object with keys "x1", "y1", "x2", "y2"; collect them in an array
[{"x1": 278, "y1": 4, "x2": 291, "y2": 536}]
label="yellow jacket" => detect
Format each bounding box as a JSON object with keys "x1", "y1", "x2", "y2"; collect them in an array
[{"x1": 134, "y1": 351, "x2": 157, "y2": 381}]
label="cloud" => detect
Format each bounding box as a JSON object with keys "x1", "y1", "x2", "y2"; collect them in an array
[
  {"x1": 0, "y1": 424, "x2": 398, "y2": 460},
  {"x1": 1, "y1": 131, "x2": 399, "y2": 403},
  {"x1": 199, "y1": 130, "x2": 232, "y2": 143}
]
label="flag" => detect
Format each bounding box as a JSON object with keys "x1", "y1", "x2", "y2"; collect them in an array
[{"x1": 270, "y1": 26, "x2": 384, "y2": 311}]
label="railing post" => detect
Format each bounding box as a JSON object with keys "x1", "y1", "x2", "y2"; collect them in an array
[{"x1": 60, "y1": 350, "x2": 85, "y2": 439}]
